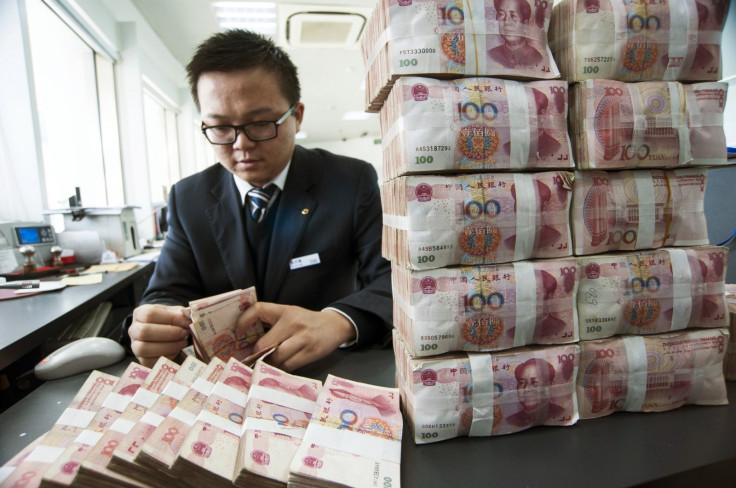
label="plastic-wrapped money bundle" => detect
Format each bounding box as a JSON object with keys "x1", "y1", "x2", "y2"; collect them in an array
[
  {"x1": 571, "y1": 168, "x2": 709, "y2": 256},
  {"x1": 0, "y1": 370, "x2": 121, "y2": 488},
  {"x1": 577, "y1": 328, "x2": 729, "y2": 419},
  {"x1": 725, "y1": 284, "x2": 736, "y2": 381},
  {"x1": 393, "y1": 330, "x2": 579, "y2": 443},
  {"x1": 569, "y1": 80, "x2": 728, "y2": 169},
  {"x1": 287, "y1": 375, "x2": 401, "y2": 488},
  {"x1": 392, "y1": 258, "x2": 579, "y2": 356},
  {"x1": 380, "y1": 77, "x2": 573, "y2": 181},
  {"x1": 577, "y1": 246, "x2": 729, "y2": 340},
  {"x1": 362, "y1": 0, "x2": 560, "y2": 112},
  {"x1": 549, "y1": 0, "x2": 730, "y2": 82},
  {"x1": 234, "y1": 360, "x2": 322, "y2": 488},
  {"x1": 188, "y1": 287, "x2": 263, "y2": 363},
  {"x1": 382, "y1": 172, "x2": 574, "y2": 269}
]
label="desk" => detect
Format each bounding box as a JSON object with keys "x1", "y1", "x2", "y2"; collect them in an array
[
  {"x1": 1, "y1": 347, "x2": 734, "y2": 488},
  {"x1": 0, "y1": 262, "x2": 154, "y2": 371}
]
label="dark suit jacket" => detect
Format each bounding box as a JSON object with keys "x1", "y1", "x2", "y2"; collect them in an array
[{"x1": 141, "y1": 145, "x2": 393, "y2": 347}]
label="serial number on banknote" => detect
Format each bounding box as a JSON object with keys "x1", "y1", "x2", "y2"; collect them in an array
[
  {"x1": 418, "y1": 245, "x2": 452, "y2": 251},
  {"x1": 416, "y1": 145, "x2": 451, "y2": 152},
  {"x1": 584, "y1": 56, "x2": 615, "y2": 63},
  {"x1": 421, "y1": 423, "x2": 455, "y2": 429},
  {"x1": 420, "y1": 334, "x2": 455, "y2": 340},
  {"x1": 399, "y1": 48, "x2": 437, "y2": 55},
  {"x1": 585, "y1": 317, "x2": 616, "y2": 323}
]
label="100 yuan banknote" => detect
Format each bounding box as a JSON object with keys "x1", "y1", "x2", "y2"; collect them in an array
[
  {"x1": 577, "y1": 246, "x2": 728, "y2": 340},
  {"x1": 393, "y1": 330, "x2": 579, "y2": 443},
  {"x1": 571, "y1": 168, "x2": 709, "y2": 255},
  {"x1": 380, "y1": 77, "x2": 572, "y2": 181},
  {"x1": 382, "y1": 172, "x2": 573, "y2": 269},
  {"x1": 188, "y1": 288, "x2": 263, "y2": 362},
  {"x1": 577, "y1": 328, "x2": 729, "y2": 419},
  {"x1": 288, "y1": 375, "x2": 402, "y2": 488},
  {"x1": 549, "y1": 0, "x2": 730, "y2": 82},
  {"x1": 392, "y1": 258, "x2": 579, "y2": 356}
]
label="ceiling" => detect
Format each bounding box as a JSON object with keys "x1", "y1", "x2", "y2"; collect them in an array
[{"x1": 129, "y1": 0, "x2": 381, "y2": 145}]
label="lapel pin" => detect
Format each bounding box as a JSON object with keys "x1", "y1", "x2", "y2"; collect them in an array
[{"x1": 301, "y1": 209, "x2": 309, "y2": 215}]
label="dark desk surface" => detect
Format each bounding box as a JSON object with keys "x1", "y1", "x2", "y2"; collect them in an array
[
  {"x1": 0, "y1": 262, "x2": 154, "y2": 370},
  {"x1": 1, "y1": 347, "x2": 735, "y2": 488}
]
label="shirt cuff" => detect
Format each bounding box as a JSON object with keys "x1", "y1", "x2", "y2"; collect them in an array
[{"x1": 322, "y1": 307, "x2": 359, "y2": 348}]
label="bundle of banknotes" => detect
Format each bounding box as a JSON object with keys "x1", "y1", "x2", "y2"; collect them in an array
[
  {"x1": 571, "y1": 168, "x2": 709, "y2": 256},
  {"x1": 577, "y1": 328, "x2": 729, "y2": 419},
  {"x1": 549, "y1": 0, "x2": 730, "y2": 82},
  {"x1": 379, "y1": 77, "x2": 573, "y2": 181},
  {"x1": 381, "y1": 171, "x2": 574, "y2": 269},
  {"x1": 569, "y1": 79, "x2": 728, "y2": 169},
  {"x1": 577, "y1": 246, "x2": 729, "y2": 340},
  {"x1": 393, "y1": 330, "x2": 580, "y2": 443},
  {"x1": 391, "y1": 258, "x2": 579, "y2": 356},
  {"x1": 0, "y1": 358, "x2": 402, "y2": 488},
  {"x1": 362, "y1": 0, "x2": 560, "y2": 112},
  {"x1": 187, "y1": 288, "x2": 263, "y2": 363},
  {"x1": 725, "y1": 284, "x2": 736, "y2": 381}
]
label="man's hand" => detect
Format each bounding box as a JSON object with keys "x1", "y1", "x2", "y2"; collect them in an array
[
  {"x1": 128, "y1": 304, "x2": 191, "y2": 367},
  {"x1": 238, "y1": 303, "x2": 356, "y2": 372}
]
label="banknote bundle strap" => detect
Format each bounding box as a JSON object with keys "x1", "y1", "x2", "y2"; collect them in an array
[
  {"x1": 300, "y1": 423, "x2": 402, "y2": 464},
  {"x1": 56, "y1": 407, "x2": 97, "y2": 429},
  {"x1": 467, "y1": 353, "x2": 495, "y2": 437},
  {"x1": 102, "y1": 391, "x2": 137, "y2": 412},
  {"x1": 25, "y1": 445, "x2": 65, "y2": 464},
  {"x1": 513, "y1": 173, "x2": 536, "y2": 260},
  {"x1": 74, "y1": 429, "x2": 105, "y2": 447},
  {"x1": 248, "y1": 384, "x2": 318, "y2": 414},
  {"x1": 512, "y1": 262, "x2": 537, "y2": 348},
  {"x1": 162, "y1": 381, "x2": 190, "y2": 401},
  {"x1": 667, "y1": 248, "x2": 694, "y2": 331},
  {"x1": 622, "y1": 336, "x2": 647, "y2": 412},
  {"x1": 506, "y1": 81, "x2": 532, "y2": 169},
  {"x1": 210, "y1": 381, "x2": 249, "y2": 407},
  {"x1": 130, "y1": 387, "x2": 161, "y2": 409},
  {"x1": 168, "y1": 406, "x2": 199, "y2": 427},
  {"x1": 197, "y1": 409, "x2": 245, "y2": 437},
  {"x1": 139, "y1": 411, "x2": 167, "y2": 428},
  {"x1": 632, "y1": 171, "x2": 657, "y2": 250},
  {"x1": 242, "y1": 417, "x2": 307, "y2": 439}
]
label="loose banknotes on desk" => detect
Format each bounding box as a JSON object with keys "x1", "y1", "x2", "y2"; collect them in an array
[
  {"x1": 133, "y1": 358, "x2": 227, "y2": 487},
  {"x1": 549, "y1": 0, "x2": 730, "y2": 82},
  {"x1": 234, "y1": 360, "x2": 322, "y2": 488},
  {"x1": 381, "y1": 171, "x2": 573, "y2": 269},
  {"x1": 39, "y1": 363, "x2": 151, "y2": 488},
  {"x1": 391, "y1": 258, "x2": 579, "y2": 356},
  {"x1": 0, "y1": 370, "x2": 121, "y2": 488},
  {"x1": 380, "y1": 77, "x2": 573, "y2": 181},
  {"x1": 73, "y1": 357, "x2": 181, "y2": 488},
  {"x1": 106, "y1": 356, "x2": 207, "y2": 483},
  {"x1": 393, "y1": 330, "x2": 579, "y2": 443},
  {"x1": 577, "y1": 328, "x2": 729, "y2": 419},
  {"x1": 168, "y1": 358, "x2": 253, "y2": 488},
  {"x1": 571, "y1": 168, "x2": 709, "y2": 256},
  {"x1": 287, "y1": 375, "x2": 402, "y2": 488},
  {"x1": 187, "y1": 287, "x2": 263, "y2": 363},
  {"x1": 362, "y1": 0, "x2": 560, "y2": 112},
  {"x1": 577, "y1": 246, "x2": 729, "y2": 340},
  {"x1": 569, "y1": 79, "x2": 728, "y2": 169}
]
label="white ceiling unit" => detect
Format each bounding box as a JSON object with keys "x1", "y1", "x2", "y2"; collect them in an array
[{"x1": 278, "y1": 4, "x2": 373, "y2": 49}]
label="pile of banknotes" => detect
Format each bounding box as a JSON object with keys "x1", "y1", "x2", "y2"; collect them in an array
[
  {"x1": 361, "y1": 0, "x2": 561, "y2": 112},
  {"x1": 363, "y1": 0, "x2": 732, "y2": 446},
  {"x1": 0, "y1": 357, "x2": 402, "y2": 488},
  {"x1": 549, "y1": 0, "x2": 730, "y2": 82}
]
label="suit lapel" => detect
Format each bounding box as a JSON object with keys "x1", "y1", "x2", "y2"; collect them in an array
[
  {"x1": 205, "y1": 168, "x2": 257, "y2": 290},
  {"x1": 263, "y1": 148, "x2": 318, "y2": 300}
]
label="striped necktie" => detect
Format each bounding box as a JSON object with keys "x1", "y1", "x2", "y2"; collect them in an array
[{"x1": 246, "y1": 184, "x2": 278, "y2": 223}]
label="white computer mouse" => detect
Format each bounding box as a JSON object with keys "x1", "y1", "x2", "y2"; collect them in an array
[{"x1": 34, "y1": 337, "x2": 127, "y2": 381}]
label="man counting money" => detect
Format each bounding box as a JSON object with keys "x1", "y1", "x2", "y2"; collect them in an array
[{"x1": 125, "y1": 30, "x2": 392, "y2": 371}]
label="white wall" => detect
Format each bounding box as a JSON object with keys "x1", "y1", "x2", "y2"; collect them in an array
[{"x1": 303, "y1": 136, "x2": 384, "y2": 182}]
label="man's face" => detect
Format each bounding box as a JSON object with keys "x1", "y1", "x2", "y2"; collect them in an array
[
  {"x1": 496, "y1": 0, "x2": 528, "y2": 43},
  {"x1": 517, "y1": 363, "x2": 549, "y2": 411},
  {"x1": 197, "y1": 68, "x2": 304, "y2": 187}
]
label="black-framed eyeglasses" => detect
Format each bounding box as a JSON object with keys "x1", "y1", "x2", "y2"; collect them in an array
[{"x1": 201, "y1": 103, "x2": 297, "y2": 144}]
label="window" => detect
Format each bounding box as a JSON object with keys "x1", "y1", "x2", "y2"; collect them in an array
[
  {"x1": 26, "y1": 0, "x2": 122, "y2": 210},
  {"x1": 143, "y1": 88, "x2": 180, "y2": 205}
]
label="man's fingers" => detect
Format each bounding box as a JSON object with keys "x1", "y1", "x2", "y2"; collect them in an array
[
  {"x1": 132, "y1": 339, "x2": 189, "y2": 363},
  {"x1": 237, "y1": 302, "x2": 285, "y2": 331},
  {"x1": 130, "y1": 322, "x2": 190, "y2": 342},
  {"x1": 134, "y1": 304, "x2": 191, "y2": 328}
]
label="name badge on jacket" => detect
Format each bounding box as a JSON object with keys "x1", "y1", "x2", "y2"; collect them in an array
[{"x1": 290, "y1": 253, "x2": 320, "y2": 270}]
